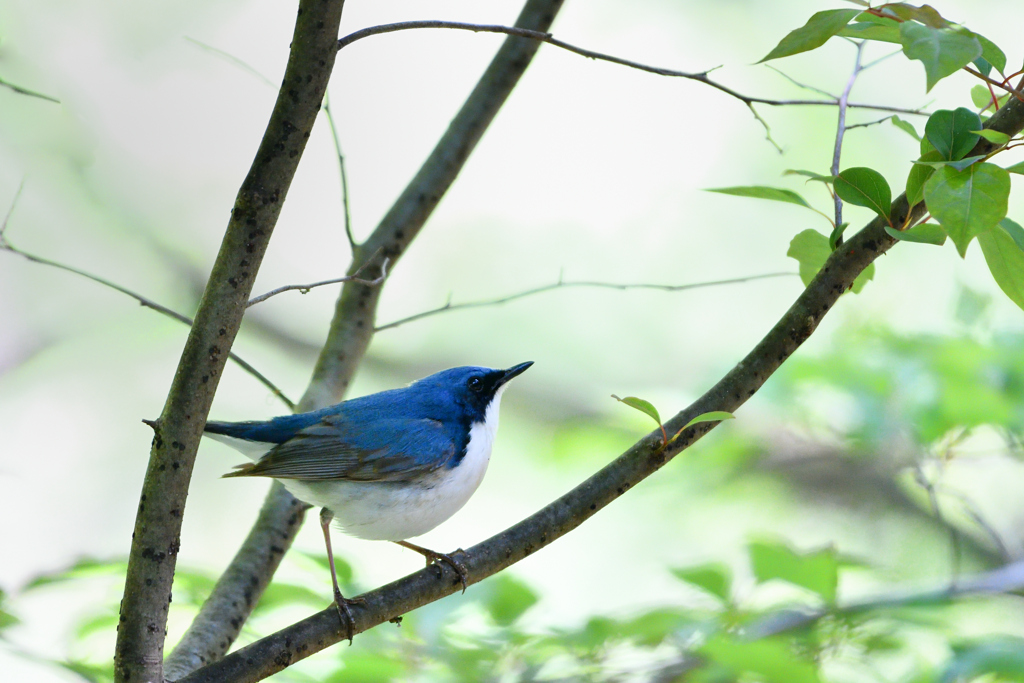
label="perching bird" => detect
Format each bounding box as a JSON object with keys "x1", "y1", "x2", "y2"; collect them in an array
[{"x1": 203, "y1": 362, "x2": 533, "y2": 638}]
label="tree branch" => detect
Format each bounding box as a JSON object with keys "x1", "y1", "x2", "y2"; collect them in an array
[
  {"x1": 177, "y1": 89, "x2": 1024, "y2": 683},
  {"x1": 375, "y1": 271, "x2": 797, "y2": 332},
  {"x1": 164, "y1": 1, "x2": 566, "y2": 679},
  {"x1": 321, "y1": 93, "x2": 357, "y2": 252},
  {"x1": 337, "y1": 20, "x2": 927, "y2": 116},
  {"x1": 113, "y1": 2, "x2": 347, "y2": 681}
]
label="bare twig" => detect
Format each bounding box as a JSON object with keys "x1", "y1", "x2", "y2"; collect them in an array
[
  {"x1": 0, "y1": 75, "x2": 60, "y2": 103},
  {"x1": 964, "y1": 66, "x2": 1024, "y2": 104},
  {"x1": 183, "y1": 37, "x2": 277, "y2": 89},
  {"x1": 246, "y1": 258, "x2": 388, "y2": 307},
  {"x1": 844, "y1": 114, "x2": 897, "y2": 131},
  {"x1": 764, "y1": 64, "x2": 837, "y2": 99},
  {"x1": 0, "y1": 195, "x2": 295, "y2": 409},
  {"x1": 375, "y1": 271, "x2": 797, "y2": 332},
  {"x1": 337, "y1": 21, "x2": 928, "y2": 117},
  {"x1": 831, "y1": 42, "x2": 866, "y2": 239},
  {"x1": 322, "y1": 93, "x2": 357, "y2": 252}
]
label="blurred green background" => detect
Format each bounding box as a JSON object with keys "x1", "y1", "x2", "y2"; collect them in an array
[{"x1": 1, "y1": 0, "x2": 1023, "y2": 681}]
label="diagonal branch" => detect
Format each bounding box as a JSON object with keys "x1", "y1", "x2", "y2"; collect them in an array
[
  {"x1": 177, "y1": 89, "x2": 1024, "y2": 683},
  {"x1": 0, "y1": 238, "x2": 295, "y2": 410},
  {"x1": 164, "y1": 1, "x2": 566, "y2": 678},
  {"x1": 337, "y1": 20, "x2": 927, "y2": 116},
  {"x1": 113, "y1": 2, "x2": 347, "y2": 681},
  {"x1": 0, "y1": 75, "x2": 60, "y2": 103}
]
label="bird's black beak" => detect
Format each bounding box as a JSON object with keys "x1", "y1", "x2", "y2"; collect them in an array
[{"x1": 498, "y1": 361, "x2": 533, "y2": 386}]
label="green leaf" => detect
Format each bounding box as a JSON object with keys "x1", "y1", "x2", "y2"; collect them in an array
[
  {"x1": 784, "y1": 169, "x2": 834, "y2": 182},
  {"x1": 834, "y1": 167, "x2": 892, "y2": 220},
  {"x1": 838, "y1": 13, "x2": 901, "y2": 43},
  {"x1": 900, "y1": 23, "x2": 982, "y2": 91},
  {"x1": 925, "y1": 108, "x2": 982, "y2": 160},
  {"x1": 973, "y1": 129, "x2": 1010, "y2": 145},
  {"x1": 920, "y1": 134, "x2": 937, "y2": 156},
  {"x1": 946, "y1": 155, "x2": 986, "y2": 172},
  {"x1": 915, "y1": 155, "x2": 987, "y2": 172},
  {"x1": 998, "y1": 217, "x2": 1024, "y2": 251},
  {"x1": 758, "y1": 9, "x2": 861, "y2": 62},
  {"x1": 1006, "y1": 161, "x2": 1024, "y2": 175},
  {"x1": 971, "y1": 84, "x2": 998, "y2": 110},
  {"x1": 891, "y1": 115, "x2": 921, "y2": 141},
  {"x1": 787, "y1": 229, "x2": 875, "y2": 293},
  {"x1": 943, "y1": 636, "x2": 1024, "y2": 682},
  {"x1": 702, "y1": 634, "x2": 822, "y2": 683},
  {"x1": 671, "y1": 563, "x2": 732, "y2": 602},
  {"x1": 324, "y1": 653, "x2": 407, "y2": 683},
  {"x1": 484, "y1": 574, "x2": 539, "y2": 626},
  {"x1": 749, "y1": 539, "x2": 839, "y2": 604},
  {"x1": 923, "y1": 162, "x2": 1010, "y2": 257},
  {"x1": 907, "y1": 150, "x2": 942, "y2": 207},
  {"x1": 611, "y1": 394, "x2": 661, "y2": 427},
  {"x1": 884, "y1": 223, "x2": 947, "y2": 245},
  {"x1": 23, "y1": 557, "x2": 128, "y2": 590},
  {"x1": 681, "y1": 411, "x2": 735, "y2": 431},
  {"x1": 829, "y1": 222, "x2": 849, "y2": 251},
  {"x1": 620, "y1": 608, "x2": 691, "y2": 646},
  {"x1": 978, "y1": 221, "x2": 1024, "y2": 312},
  {"x1": 974, "y1": 33, "x2": 1007, "y2": 73},
  {"x1": 706, "y1": 185, "x2": 811, "y2": 208},
  {"x1": 883, "y1": 3, "x2": 949, "y2": 28}
]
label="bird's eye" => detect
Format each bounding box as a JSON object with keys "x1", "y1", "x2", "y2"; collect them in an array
[{"x1": 467, "y1": 376, "x2": 483, "y2": 392}]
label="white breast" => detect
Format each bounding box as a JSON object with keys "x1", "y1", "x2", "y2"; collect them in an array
[{"x1": 216, "y1": 387, "x2": 509, "y2": 542}]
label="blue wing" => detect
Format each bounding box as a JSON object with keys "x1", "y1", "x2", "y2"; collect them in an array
[{"x1": 213, "y1": 412, "x2": 459, "y2": 482}]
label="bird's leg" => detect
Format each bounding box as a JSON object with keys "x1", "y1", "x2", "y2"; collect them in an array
[
  {"x1": 394, "y1": 540, "x2": 469, "y2": 593},
  {"x1": 320, "y1": 508, "x2": 365, "y2": 643}
]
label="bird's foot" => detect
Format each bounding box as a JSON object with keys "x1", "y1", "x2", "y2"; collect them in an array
[
  {"x1": 395, "y1": 541, "x2": 469, "y2": 593},
  {"x1": 331, "y1": 588, "x2": 367, "y2": 644}
]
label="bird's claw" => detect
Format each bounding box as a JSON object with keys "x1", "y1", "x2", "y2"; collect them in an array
[
  {"x1": 332, "y1": 589, "x2": 366, "y2": 644},
  {"x1": 426, "y1": 549, "x2": 468, "y2": 593}
]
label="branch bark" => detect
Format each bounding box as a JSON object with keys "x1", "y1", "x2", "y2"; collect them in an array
[
  {"x1": 177, "y1": 91, "x2": 1024, "y2": 683},
  {"x1": 113, "y1": 2, "x2": 346, "y2": 681},
  {"x1": 163, "y1": 1, "x2": 565, "y2": 679}
]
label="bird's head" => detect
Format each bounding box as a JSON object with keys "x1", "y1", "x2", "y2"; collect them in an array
[{"x1": 413, "y1": 362, "x2": 533, "y2": 424}]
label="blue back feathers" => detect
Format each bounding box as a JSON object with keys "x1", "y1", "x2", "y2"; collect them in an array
[{"x1": 205, "y1": 364, "x2": 531, "y2": 482}]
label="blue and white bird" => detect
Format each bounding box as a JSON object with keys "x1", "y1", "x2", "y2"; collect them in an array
[{"x1": 203, "y1": 362, "x2": 532, "y2": 635}]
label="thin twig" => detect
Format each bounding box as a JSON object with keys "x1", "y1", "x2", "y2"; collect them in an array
[
  {"x1": 747, "y1": 103, "x2": 783, "y2": 153},
  {"x1": 183, "y1": 37, "x2": 277, "y2": 89},
  {"x1": 0, "y1": 75, "x2": 60, "y2": 103},
  {"x1": 0, "y1": 238, "x2": 296, "y2": 410},
  {"x1": 337, "y1": 21, "x2": 928, "y2": 117},
  {"x1": 831, "y1": 42, "x2": 865, "y2": 239},
  {"x1": 844, "y1": 114, "x2": 897, "y2": 131},
  {"x1": 859, "y1": 47, "x2": 904, "y2": 72},
  {"x1": 964, "y1": 66, "x2": 1024, "y2": 104},
  {"x1": 322, "y1": 92, "x2": 357, "y2": 252},
  {"x1": 375, "y1": 271, "x2": 797, "y2": 332},
  {"x1": 246, "y1": 257, "x2": 388, "y2": 307},
  {"x1": 764, "y1": 64, "x2": 836, "y2": 99}
]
